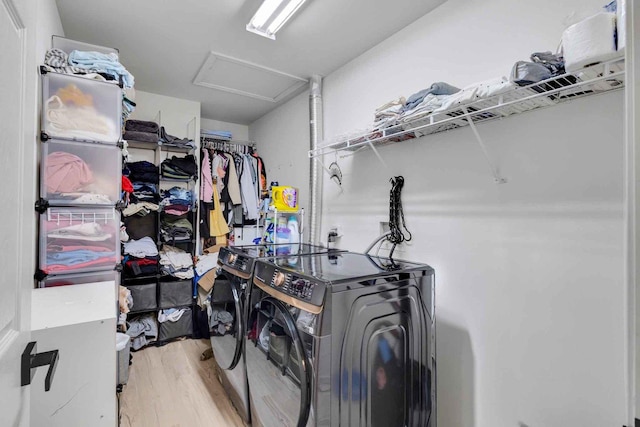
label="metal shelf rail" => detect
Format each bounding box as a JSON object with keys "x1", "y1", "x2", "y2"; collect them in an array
[{"x1": 309, "y1": 57, "x2": 626, "y2": 173}]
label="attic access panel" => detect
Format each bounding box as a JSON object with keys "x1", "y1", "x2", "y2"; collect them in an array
[{"x1": 194, "y1": 51, "x2": 308, "y2": 102}]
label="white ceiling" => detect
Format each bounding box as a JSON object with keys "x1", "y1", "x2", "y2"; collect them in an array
[{"x1": 55, "y1": 0, "x2": 445, "y2": 125}]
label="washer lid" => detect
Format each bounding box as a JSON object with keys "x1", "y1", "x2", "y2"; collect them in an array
[
  {"x1": 227, "y1": 243, "x2": 331, "y2": 258},
  {"x1": 265, "y1": 252, "x2": 433, "y2": 285}
]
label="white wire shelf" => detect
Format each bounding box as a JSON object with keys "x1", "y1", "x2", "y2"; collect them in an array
[{"x1": 309, "y1": 56, "x2": 625, "y2": 159}]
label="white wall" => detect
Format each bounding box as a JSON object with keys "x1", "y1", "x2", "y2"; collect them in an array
[
  {"x1": 201, "y1": 118, "x2": 249, "y2": 141},
  {"x1": 249, "y1": 91, "x2": 310, "y2": 237},
  {"x1": 249, "y1": 0, "x2": 628, "y2": 425}
]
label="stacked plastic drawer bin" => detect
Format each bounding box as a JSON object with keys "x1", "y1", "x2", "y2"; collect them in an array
[{"x1": 36, "y1": 37, "x2": 122, "y2": 288}]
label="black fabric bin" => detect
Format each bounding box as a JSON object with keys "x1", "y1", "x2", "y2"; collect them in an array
[
  {"x1": 127, "y1": 283, "x2": 157, "y2": 312},
  {"x1": 158, "y1": 308, "x2": 193, "y2": 341},
  {"x1": 158, "y1": 280, "x2": 192, "y2": 308}
]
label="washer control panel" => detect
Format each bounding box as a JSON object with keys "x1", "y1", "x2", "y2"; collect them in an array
[{"x1": 254, "y1": 262, "x2": 326, "y2": 307}]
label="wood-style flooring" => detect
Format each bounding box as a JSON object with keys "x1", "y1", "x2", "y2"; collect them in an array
[{"x1": 119, "y1": 338, "x2": 246, "y2": 427}]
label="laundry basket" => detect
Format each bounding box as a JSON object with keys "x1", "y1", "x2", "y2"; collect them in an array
[{"x1": 116, "y1": 332, "x2": 131, "y2": 385}]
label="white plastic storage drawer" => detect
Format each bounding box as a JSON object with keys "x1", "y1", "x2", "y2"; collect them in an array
[
  {"x1": 52, "y1": 35, "x2": 119, "y2": 58},
  {"x1": 42, "y1": 71, "x2": 122, "y2": 144},
  {"x1": 39, "y1": 207, "x2": 119, "y2": 275},
  {"x1": 41, "y1": 139, "x2": 121, "y2": 206},
  {"x1": 126, "y1": 283, "x2": 157, "y2": 313},
  {"x1": 158, "y1": 280, "x2": 193, "y2": 309},
  {"x1": 39, "y1": 270, "x2": 117, "y2": 288}
]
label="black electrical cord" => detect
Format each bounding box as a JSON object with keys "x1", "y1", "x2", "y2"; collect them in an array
[{"x1": 387, "y1": 176, "x2": 412, "y2": 259}]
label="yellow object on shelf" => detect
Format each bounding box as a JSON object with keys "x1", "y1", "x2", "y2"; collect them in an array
[{"x1": 270, "y1": 186, "x2": 299, "y2": 212}]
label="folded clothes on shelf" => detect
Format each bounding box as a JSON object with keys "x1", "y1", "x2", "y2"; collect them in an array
[
  {"x1": 159, "y1": 244, "x2": 194, "y2": 279},
  {"x1": 123, "y1": 254, "x2": 159, "y2": 277},
  {"x1": 160, "y1": 215, "x2": 193, "y2": 243},
  {"x1": 160, "y1": 155, "x2": 198, "y2": 179},
  {"x1": 159, "y1": 126, "x2": 195, "y2": 148},
  {"x1": 123, "y1": 236, "x2": 159, "y2": 258},
  {"x1": 68, "y1": 50, "x2": 135, "y2": 88},
  {"x1": 123, "y1": 201, "x2": 160, "y2": 217},
  {"x1": 125, "y1": 161, "x2": 159, "y2": 184}
]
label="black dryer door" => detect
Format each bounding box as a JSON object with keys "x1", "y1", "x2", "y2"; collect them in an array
[
  {"x1": 209, "y1": 275, "x2": 244, "y2": 370},
  {"x1": 246, "y1": 297, "x2": 312, "y2": 427}
]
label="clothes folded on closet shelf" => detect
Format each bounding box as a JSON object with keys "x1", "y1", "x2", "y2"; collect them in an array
[
  {"x1": 123, "y1": 119, "x2": 159, "y2": 144},
  {"x1": 373, "y1": 96, "x2": 406, "y2": 130},
  {"x1": 160, "y1": 155, "x2": 198, "y2": 180},
  {"x1": 210, "y1": 310, "x2": 234, "y2": 335},
  {"x1": 403, "y1": 82, "x2": 461, "y2": 112},
  {"x1": 68, "y1": 50, "x2": 135, "y2": 88},
  {"x1": 126, "y1": 119, "x2": 159, "y2": 133},
  {"x1": 397, "y1": 94, "x2": 449, "y2": 124},
  {"x1": 160, "y1": 186, "x2": 193, "y2": 207},
  {"x1": 159, "y1": 126, "x2": 195, "y2": 149},
  {"x1": 44, "y1": 48, "x2": 102, "y2": 76},
  {"x1": 123, "y1": 236, "x2": 159, "y2": 258},
  {"x1": 160, "y1": 215, "x2": 193, "y2": 243},
  {"x1": 125, "y1": 161, "x2": 159, "y2": 184},
  {"x1": 130, "y1": 182, "x2": 160, "y2": 204},
  {"x1": 123, "y1": 254, "x2": 159, "y2": 277},
  {"x1": 122, "y1": 201, "x2": 159, "y2": 217},
  {"x1": 159, "y1": 244, "x2": 194, "y2": 279},
  {"x1": 163, "y1": 205, "x2": 190, "y2": 216},
  {"x1": 126, "y1": 314, "x2": 157, "y2": 350},
  {"x1": 123, "y1": 213, "x2": 156, "y2": 240},
  {"x1": 195, "y1": 252, "x2": 219, "y2": 276},
  {"x1": 158, "y1": 308, "x2": 187, "y2": 323},
  {"x1": 46, "y1": 93, "x2": 117, "y2": 141}
]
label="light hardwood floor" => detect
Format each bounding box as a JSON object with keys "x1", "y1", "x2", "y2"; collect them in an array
[{"x1": 119, "y1": 339, "x2": 246, "y2": 427}]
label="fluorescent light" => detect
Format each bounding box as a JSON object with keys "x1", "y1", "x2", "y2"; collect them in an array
[{"x1": 246, "y1": 0, "x2": 307, "y2": 40}]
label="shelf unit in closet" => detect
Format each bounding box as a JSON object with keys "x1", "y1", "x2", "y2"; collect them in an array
[
  {"x1": 309, "y1": 56, "x2": 626, "y2": 183},
  {"x1": 123, "y1": 119, "x2": 198, "y2": 343},
  {"x1": 36, "y1": 36, "x2": 123, "y2": 288}
]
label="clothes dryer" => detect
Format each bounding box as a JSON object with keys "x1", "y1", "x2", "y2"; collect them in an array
[
  {"x1": 209, "y1": 243, "x2": 343, "y2": 424},
  {"x1": 246, "y1": 251, "x2": 435, "y2": 427}
]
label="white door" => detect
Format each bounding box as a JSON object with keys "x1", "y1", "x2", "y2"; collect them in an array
[{"x1": 0, "y1": 0, "x2": 33, "y2": 425}]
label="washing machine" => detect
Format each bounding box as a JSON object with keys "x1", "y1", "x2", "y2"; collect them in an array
[
  {"x1": 209, "y1": 243, "x2": 343, "y2": 424},
  {"x1": 246, "y1": 251, "x2": 435, "y2": 427}
]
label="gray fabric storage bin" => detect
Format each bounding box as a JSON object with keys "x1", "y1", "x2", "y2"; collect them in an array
[
  {"x1": 158, "y1": 280, "x2": 193, "y2": 308},
  {"x1": 127, "y1": 283, "x2": 157, "y2": 312},
  {"x1": 158, "y1": 308, "x2": 192, "y2": 341}
]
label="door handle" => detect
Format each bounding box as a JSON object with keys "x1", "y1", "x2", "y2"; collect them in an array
[{"x1": 21, "y1": 341, "x2": 59, "y2": 392}]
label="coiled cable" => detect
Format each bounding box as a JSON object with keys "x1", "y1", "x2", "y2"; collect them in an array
[{"x1": 387, "y1": 176, "x2": 411, "y2": 258}]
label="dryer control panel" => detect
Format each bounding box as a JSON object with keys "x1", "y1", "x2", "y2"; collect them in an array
[
  {"x1": 254, "y1": 262, "x2": 326, "y2": 308},
  {"x1": 218, "y1": 247, "x2": 252, "y2": 273}
]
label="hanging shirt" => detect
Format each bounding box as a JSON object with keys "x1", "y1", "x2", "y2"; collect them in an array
[
  {"x1": 240, "y1": 154, "x2": 259, "y2": 220},
  {"x1": 222, "y1": 152, "x2": 242, "y2": 205},
  {"x1": 200, "y1": 149, "x2": 214, "y2": 204}
]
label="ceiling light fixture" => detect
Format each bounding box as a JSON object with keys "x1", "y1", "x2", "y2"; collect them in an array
[{"x1": 246, "y1": 0, "x2": 307, "y2": 40}]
